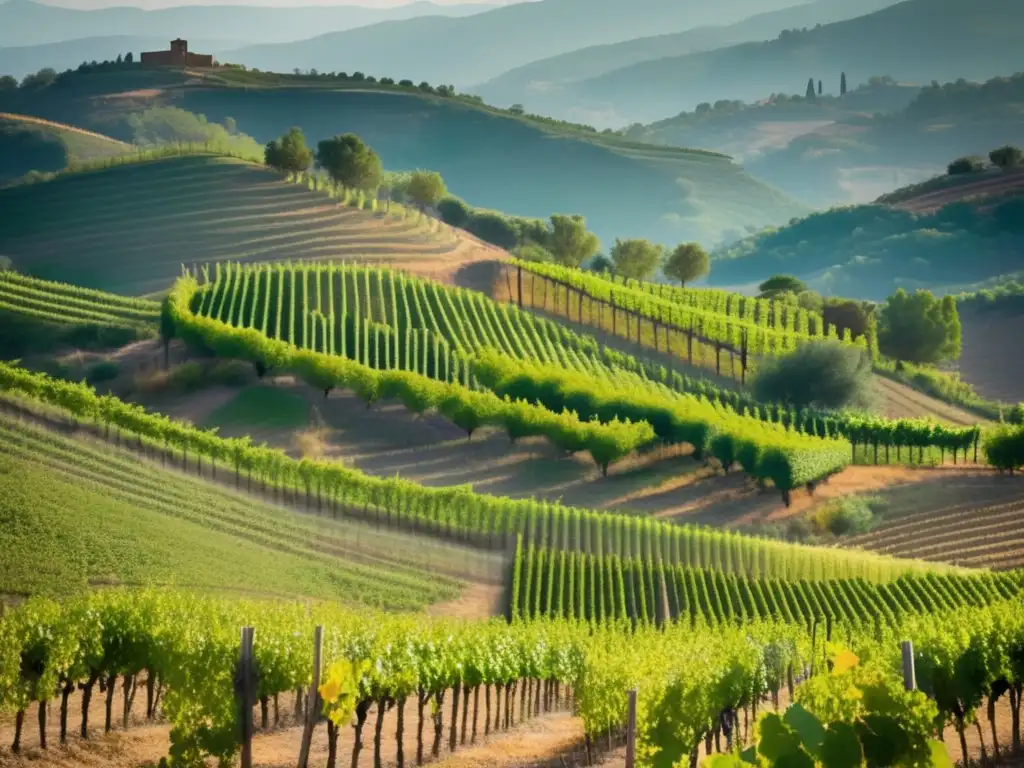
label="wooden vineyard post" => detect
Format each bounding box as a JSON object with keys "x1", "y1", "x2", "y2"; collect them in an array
[
  {"x1": 901, "y1": 641, "x2": 916, "y2": 691},
  {"x1": 740, "y1": 332, "x2": 749, "y2": 386},
  {"x1": 298, "y1": 626, "x2": 324, "y2": 768},
  {"x1": 715, "y1": 343, "x2": 722, "y2": 375},
  {"x1": 516, "y1": 265, "x2": 523, "y2": 308},
  {"x1": 239, "y1": 626, "x2": 255, "y2": 768},
  {"x1": 625, "y1": 688, "x2": 638, "y2": 768}
]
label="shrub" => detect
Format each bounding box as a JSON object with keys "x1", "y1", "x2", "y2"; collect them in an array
[
  {"x1": 810, "y1": 496, "x2": 882, "y2": 537},
  {"x1": 878, "y1": 289, "x2": 961, "y2": 364},
  {"x1": 167, "y1": 361, "x2": 206, "y2": 393},
  {"x1": 752, "y1": 340, "x2": 873, "y2": 410},
  {"x1": 86, "y1": 360, "x2": 120, "y2": 384},
  {"x1": 989, "y1": 145, "x2": 1023, "y2": 169},
  {"x1": 264, "y1": 126, "x2": 313, "y2": 173},
  {"x1": 514, "y1": 243, "x2": 555, "y2": 263},
  {"x1": 1007, "y1": 403, "x2": 1024, "y2": 425},
  {"x1": 983, "y1": 424, "x2": 1024, "y2": 473},
  {"x1": 947, "y1": 156, "x2": 986, "y2": 175},
  {"x1": 466, "y1": 210, "x2": 518, "y2": 249},
  {"x1": 437, "y1": 196, "x2": 471, "y2": 227},
  {"x1": 209, "y1": 359, "x2": 253, "y2": 387}
]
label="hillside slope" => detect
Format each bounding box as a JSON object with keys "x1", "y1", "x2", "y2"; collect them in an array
[
  {"x1": 0, "y1": 0, "x2": 496, "y2": 48},
  {"x1": 0, "y1": 155, "x2": 503, "y2": 295},
  {"x1": 0, "y1": 78, "x2": 806, "y2": 247},
  {"x1": 0, "y1": 111, "x2": 132, "y2": 183},
  {"x1": 221, "y1": 0, "x2": 815, "y2": 90},
  {"x1": 0, "y1": 407, "x2": 482, "y2": 605},
  {"x1": 561, "y1": 0, "x2": 1024, "y2": 124},
  {"x1": 474, "y1": 0, "x2": 899, "y2": 122},
  {"x1": 709, "y1": 189, "x2": 1024, "y2": 300}
]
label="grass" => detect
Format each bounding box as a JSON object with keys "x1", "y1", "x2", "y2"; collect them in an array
[
  {"x1": 0, "y1": 112, "x2": 133, "y2": 184},
  {"x1": 203, "y1": 385, "x2": 309, "y2": 431},
  {"x1": 0, "y1": 410, "x2": 474, "y2": 608},
  {"x1": 0, "y1": 154, "x2": 467, "y2": 296}
]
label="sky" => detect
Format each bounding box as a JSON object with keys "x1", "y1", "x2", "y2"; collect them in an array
[{"x1": 22, "y1": 0, "x2": 525, "y2": 8}]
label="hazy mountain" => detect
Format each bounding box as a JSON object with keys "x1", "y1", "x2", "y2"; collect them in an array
[
  {"x1": 0, "y1": 0, "x2": 497, "y2": 48},
  {"x1": 557, "y1": 0, "x2": 1024, "y2": 125},
  {"x1": 0, "y1": 35, "x2": 243, "y2": 78},
  {"x1": 473, "y1": 0, "x2": 898, "y2": 117},
  {"x1": 221, "y1": 0, "x2": 806, "y2": 89}
]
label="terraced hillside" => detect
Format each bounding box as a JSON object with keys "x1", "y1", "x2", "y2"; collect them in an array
[
  {"x1": 0, "y1": 270, "x2": 160, "y2": 328},
  {"x1": 1, "y1": 68, "x2": 807, "y2": 246},
  {"x1": 0, "y1": 154, "x2": 503, "y2": 296},
  {"x1": 0, "y1": 405, "x2": 500, "y2": 605},
  {"x1": 846, "y1": 496, "x2": 1024, "y2": 571},
  {"x1": 0, "y1": 112, "x2": 132, "y2": 184}
]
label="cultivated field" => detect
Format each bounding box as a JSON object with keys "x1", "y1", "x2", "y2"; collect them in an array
[
  {"x1": 0, "y1": 405, "x2": 504, "y2": 606},
  {"x1": 0, "y1": 155, "x2": 504, "y2": 296}
]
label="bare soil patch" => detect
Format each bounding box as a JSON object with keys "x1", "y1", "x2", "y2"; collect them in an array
[{"x1": 959, "y1": 309, "x2": 1024, "y2": 405}]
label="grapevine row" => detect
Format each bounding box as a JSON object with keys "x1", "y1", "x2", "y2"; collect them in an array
[
  {"x1": 509, "y1": 541, "x2": 1022, "y2": 625},
  {"x1": 0, "y1": 359, "x2": 952, "y2": 582}
]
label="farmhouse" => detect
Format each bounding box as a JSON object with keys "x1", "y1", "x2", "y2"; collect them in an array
[{"x1": 140, "y1": 39, "x2": 214, "y2": 68}]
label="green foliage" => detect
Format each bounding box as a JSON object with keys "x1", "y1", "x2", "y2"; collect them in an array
[
  {"x1": 466, "y1": 210, "x2": 518, "y2": 249},
  {"x1": 85, "y1": 360, "x2": 120, "y2": 384},
  {"x1": 663, "y1": 242, "x2": 710, "y2": 287},
  {"x1": 809, "y1": 496, "x2": 883, "y2": 537},
  {"x1": 946, "y1": 156, "x2": 986, "y2": 175},
  {"x1": 547, "y1": 214, "x2": 601, "y2": 268},
  {"x1": 877, "y1": 289, "x2": 961, "y2": 365},
  {"x1": 514, "y1": 243, "x2": 555, "y2": 263},
  {"x1": 753, "y1": 341, "x2": 873, "y2": 410},
  {"x1": 316, "y1": 133, "x2": 382, "y2": 190},
  {"x1": 125, "y1": 107, "x2": 263, "y2": 159},
  {"x1": 263, "y1": 126, "x2": 313, "y2": 173},
  {"x1": 609, "y1": 238, "x2": 665, "y2": 281},
  {"x1": 405, "y1": 169, "x2": 448, "y2": 208},
  {"x1": 437, "y1": 195, "x2": 471, "y2": 227},
  {"x1": 989, "y1": 145, "x2": 1023, "y2": 169},
  {"x1": 982, "y1": 424, "x2": 1024, "y2": 473},
  {"x1": 759, "y1": 275, "x2": 809, "y2": 298}
]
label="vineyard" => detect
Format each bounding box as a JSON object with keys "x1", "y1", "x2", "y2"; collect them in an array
[
  {"x1": 0, "y1": 361, "x2": 953, "y2": 582},
  {"x1": 0, "y1": 270, "x2": 160, "y2": 329},
  {"x1": 504, "y1": 260, "x2": 870, "y2": 382},
  {"x1": 508, "y1": 540, "x2": 1022, "y2": 624},
  {"x1": 0, "y1": 154, "x2": 493, "y2": 296},
  {"x1": 2, "y1": 587, "x2": 1024, "y2": 768}
]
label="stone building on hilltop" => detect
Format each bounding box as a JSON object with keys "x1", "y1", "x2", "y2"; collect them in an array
[{"x1": 141, "y1": 39, "x2": 215, "y2": 68}]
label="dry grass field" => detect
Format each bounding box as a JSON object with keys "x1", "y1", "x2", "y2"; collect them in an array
[{"x1": 0, "y1": 155, "x2": 505, "y2": 296}]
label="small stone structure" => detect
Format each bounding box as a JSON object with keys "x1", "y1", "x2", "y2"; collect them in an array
[{"x1": 140, "y1": 39, "x2": 215, "y2": 68}]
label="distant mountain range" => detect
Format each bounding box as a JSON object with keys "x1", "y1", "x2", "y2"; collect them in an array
[
  {"x1": 0, "y1": 0, "x2": 496, "y2": 48},
  {"x1": 472, "y1": 0, "x2": 898, "y2": 116},
  {"x1": 0, "y1": 35, "x2": 243, "y2": 78},
  {"x1": 546, "y1": 0, "x2": 1024, "y2": 125},
  {"x1": 217, "y1": 0, "x2": 807, "y2": 88}
]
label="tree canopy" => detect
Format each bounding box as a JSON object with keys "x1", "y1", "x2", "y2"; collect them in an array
[
  {"x1": 316, "y1": 133, "x2": 382, "y2": 190},
  {"x1": 990, "y1": 145, "x2": 1023, "y2": 169},
  {"x1": 663, "y1": 242, "x2": 709, "y2": 287},
  {"x1": 547, "y1": 214, "x2": 600, "y2": 268},
  {"x1": 877, "y1": 288, "x2": 961, "y2": 364},
  {"x1": 405, "y1": 170, "x2": 448, "y2": 209},
  {"x1": 753, "y1": 340, "x2": 874, "y2": 410},
  {"x1": 758, "y1": 275, "x2": 807, "y2": 298},
  {"x1": 609, "y1": 238, "x2": 664, "y2": 280},
  {"x1": 264, "y1": 126, "x2": 313, "y2": 174},
  {"x1": 437, "y1": 196, "x2": 471, "y2": 228}
]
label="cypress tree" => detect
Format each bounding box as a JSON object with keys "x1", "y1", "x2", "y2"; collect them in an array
[
  {"x1": 806, "y1": 77, "x2": 816, "y2": 99},
  {"x1": 840, "y1": 71, "x2": 847, "y2": 96}
]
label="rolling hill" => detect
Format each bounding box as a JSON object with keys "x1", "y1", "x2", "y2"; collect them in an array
[
  {"x1": 0, "y1": 111, "x2": 132, "y2": 183},
  {"x1": 0, "y1": 75, "x2": 806, "y2": 247},
  {"x1": 556, "y1": 0, "x2": 1024, "y2": 125},
  {"x1": 0, "y1": 154, "x2": 505, "y2": 295},
  {"x1": 473, "y1": 0, "x2": 899, "y2": 123},
  {"x1": 219, "y1": 0, "x2": 820, "y2": 90},
  {"x1": 0, "y1": 0, "x2": 498, "y2": 48}
]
